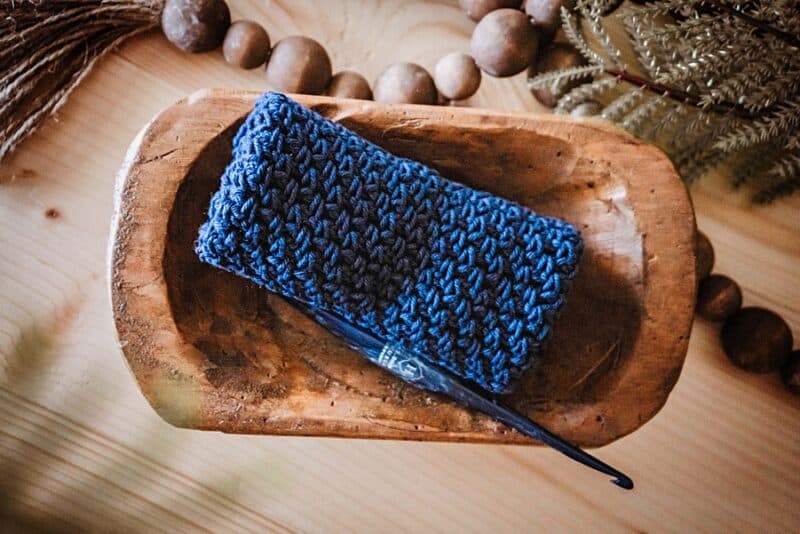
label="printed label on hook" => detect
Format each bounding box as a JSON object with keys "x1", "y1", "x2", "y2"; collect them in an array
[{"x1": 377, "y1": 344, "x2": 424, "y2": 382}]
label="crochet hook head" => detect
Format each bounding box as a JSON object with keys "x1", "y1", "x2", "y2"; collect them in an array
[
  {"x1": 394, "y1": 341, "x2": 635, "y2": 491},
  {"x1": 613, "y1": 475, "x2": 634, "y2": 490},
  {"x1": 286, "y1": 295, "x2": 634, "y2": 491}
]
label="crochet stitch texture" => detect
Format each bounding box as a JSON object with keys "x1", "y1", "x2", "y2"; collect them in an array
[{"x1": 196, "y1": 92, "x2": 583, "y2": 394}]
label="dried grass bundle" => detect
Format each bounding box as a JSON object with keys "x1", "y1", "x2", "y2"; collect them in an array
[{"x1": 0, "y1": 0, "x2": 164, "y2": 162}]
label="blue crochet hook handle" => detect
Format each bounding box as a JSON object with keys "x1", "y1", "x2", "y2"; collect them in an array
[{"x1": 285, "y1": 295, "x2": 634, "y2": 491}]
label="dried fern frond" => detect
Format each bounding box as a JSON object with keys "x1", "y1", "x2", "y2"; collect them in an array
[
  {"x1": 644, "y1": 101, "x2": 691, "y2": 140},
  {"x1": 554, "y1": 77, "x2": 617, "y2": 114},
  {"x1": 577, "y1": 0, "x2": 627, "y2": 69},
  {"x1": 530, "y1": 0, "x2": 800, "y2": 201},
  {"x1": 754, "y1": 151, "x2": 800, "y2": 202},
  {"x1": 600, "y1": 89, "x2": 645, "y2": 122},
  {"x1": 560, "y1": 8, "x2": 605, "y2": 66},
  {"x1": 730, "y1": 143, "x2": 775, "y2": 187},
  {"x1": 528, "y1": 65, "x2": 604, "y2": 90},
  {"x1": 714, "y1": 101, "x2": 800, "y2": 154},
  {"x1": 620, "y1": 95, "x2": 667, "y2": 137}
]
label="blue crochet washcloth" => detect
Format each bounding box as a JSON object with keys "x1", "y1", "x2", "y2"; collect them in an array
[{"x1": 196, "y1": 92, "x2": 582, "y2": 394}]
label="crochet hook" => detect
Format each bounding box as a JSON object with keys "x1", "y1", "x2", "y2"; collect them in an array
[{"x1": 286, "y1": 295, "x2": 634, "y2": 491}]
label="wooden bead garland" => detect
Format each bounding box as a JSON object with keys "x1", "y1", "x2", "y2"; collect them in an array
[
  {"x1": 326, "y1": 71, "x2": 373, "y2": 100},
  {"x1": 158, "y1": 0, "x2": 798, "y2": 394},
  {"x1": 524, "y1": 0, "x2": 573, "y2": 43},
  {"x1": 373, "y1": 63, "x2": 438, "y2": 105},
  {"x1": 459, "y1": 0, "x2": 523, "y2": 22},
  {"x1": 222, "y1": 20, "x2": 270, "y2": 69},
  {"x1": 781, "y1": 351, "x2": 800, "y2": 394},
  {"x1": 696, "y1": 275, "x2": 742, "y2": 322},
  {"x1": 434, "y1": 53, "x2": 482, "y2": 101},
  {"x1": 695, "y1": 231, "x2": 715, "y2": 282},
  {"x1": 160, "y1": 0, "x2": 561, "y2": 106},
  {"x1": 471, "y1": 9, "x2": 540, "y2": 77},
  {"x1": 265, "y1": 36, "x2": 332, "y2": 95},
  {"x1": 692, "y1": 232, "x2": 797, "y2": 392},
  {"x1": 162, "y1": 0, "x2": 230, "y2": 53},
  {"x1": 721, "y1": 307, "x2": 793, "y2": 374}
]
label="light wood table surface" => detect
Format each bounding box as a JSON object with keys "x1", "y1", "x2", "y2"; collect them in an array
[{"x1": 1, "y1": 1, "x2": 798, "y2": 531}]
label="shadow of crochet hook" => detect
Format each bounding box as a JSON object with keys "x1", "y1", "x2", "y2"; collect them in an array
[{"x1": 285, "y1": 295, "x2": 634, "y2": 491}]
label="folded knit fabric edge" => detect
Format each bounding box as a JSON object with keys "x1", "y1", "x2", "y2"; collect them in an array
[{"x1": 195, "y1": 92, "x2": 583, "y2": 394}]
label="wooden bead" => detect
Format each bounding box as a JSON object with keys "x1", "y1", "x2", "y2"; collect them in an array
[
  {"x1": 161, "y1": 0, "x2": 230, "y2": 53},
  {"x1": 781, "y1": 350, "x2": 800, "y2": 395},
  {"x1": 373, "y1": 63, "x2": 438, "y2": 105},
  {"x1": 696, "y1": 275, "x2": 742, "y2": 322},
  {"x1": 721, "y1": 307, "x2": 793, "y2": 373},
  {"x1": 570, "y1": 101, "x2": 600, "y2": 117},
  {"x1": 458, "y1": 0, "x2": 523, "y2": 21},
  {"x1": 529, "y1": 42, "x2": 587, "y2": 107},
  {"x1": 434, "y1": 53, "x2": 482, "y2": 101},
  {"x1": 222, "y1": 20, "x2": 270, "y2": 69},
  {"x1": 471, "y1": 9, "x2": 540, "y2": 77},
  {"x1": 326, "y1": 71, "x2": 373, "y2": 100},
  {"x1": 265, "y1": 36, "x2": 332, "y2": 95},
  {"x1": 524, "y1": 0, "x2": 572, "y2": 42},
  {"x1": 695, "y1": 230, "x2": 714, "y2": 282}
]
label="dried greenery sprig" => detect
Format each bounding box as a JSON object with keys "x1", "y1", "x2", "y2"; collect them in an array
[{"x1": 529, "y1": 0, "x2": 800, "y2": 202}]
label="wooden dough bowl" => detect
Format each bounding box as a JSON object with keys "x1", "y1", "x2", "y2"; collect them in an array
[{"x1": 110, "y1": 89, "x2": 696, "y2": 447}]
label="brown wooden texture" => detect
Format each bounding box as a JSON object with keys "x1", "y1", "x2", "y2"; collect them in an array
[
  {"x1": 2, "y1": 2, "x2": 800, "y2": 531},
  {"x1": 110, "y1": 89, "x2": 696, "y2": 447}
]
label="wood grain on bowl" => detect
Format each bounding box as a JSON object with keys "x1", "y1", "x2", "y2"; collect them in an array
[{"x1": 109, "y1": 89, "x2": 696, "y2": 447}]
